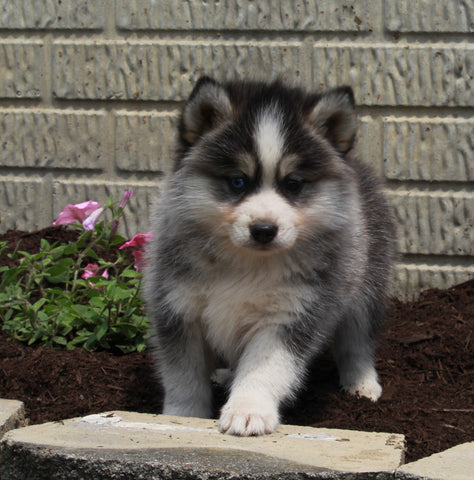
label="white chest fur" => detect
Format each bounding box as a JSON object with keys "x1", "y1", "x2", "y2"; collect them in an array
[{"x1": 165, "y1": 264, "x2": 312, "y2": 365}]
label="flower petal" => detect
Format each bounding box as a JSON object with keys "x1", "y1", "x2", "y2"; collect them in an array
[
  {"x1": 82, "y1": 207, "x2": 105, "y2": 231},
  {"x1": 81, "y1": 263, "x2": 100, "y2": 280},
  {"x1": 81, "y1": 264, "x2": 109, "y2": 290},
  {"x1": 53, "y1": 201, "x2": 100, "y2": 226},
  {"x1": 119, "y1": 232, "x2": 153, "y2": 250},
  {"x1": 132, "y1": 250, "x2": 146, "y2": 272}
]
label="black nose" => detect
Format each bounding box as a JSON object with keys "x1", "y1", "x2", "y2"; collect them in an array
[{"x1": 249, "y1": 222, "x2": 278, "y2": 245}]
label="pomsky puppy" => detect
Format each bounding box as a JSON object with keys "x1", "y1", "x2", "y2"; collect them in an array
[{"x1": 144, "y1": 77, "x2": 396, "y2": 436}]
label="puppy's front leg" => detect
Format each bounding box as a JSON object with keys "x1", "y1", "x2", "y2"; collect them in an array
[
  {"x1": 219, "y1": 325, "x2": 299, "y2": 436},
  {"x1": 154, "y1": 319, "x2": 213, "y2": 419}
]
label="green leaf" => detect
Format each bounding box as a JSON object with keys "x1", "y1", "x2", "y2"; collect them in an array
[
  {"x1": 32, "y1": 298, "x2": 48, "y2": 313},
  {"x1": 89, "y1": 296, "x2": 106, "y2": 309},
  {"x1": 84, "y1": 333, "x2": 98, "y2": 350},
  {"x1": 0, "y1": 241, "x2": 8, "y2": 254},
  {"x1": 0, "y1": 293, "x2": 10, "y2": 302},
  {"x1": 40, "y1": 238, "x2": 51, "y2": 251},
  {"x1": 0, "y1": 268, "x2": 21, "y2": 286},
  {"x1": 112, "y1": 286, "x2": 133, "y2": 302},
  {"x1": 45, "y1": 258, "x2": 75, "y2": 283},
  {"x1": 109, "y1": 234, "x2": 127, "y2": 247},
  {"x1": 52, "y1": 336, "x2": 68, "y2": 346},
  {"x1": 28, "y1": 328, "x2": 45, "y2": 346},
  {"x1": 120, "y1": 268, "x2": 140, "y2": 279},
  {"x1": 87, "y1": 248, "x2": 99, "y2": 260},
  {"x1": 62, "y1": 243, "x2": 78, "y2": 256},
  {"x1": 95, "y1": 320, "x2": 109, "y2": 341},
  {"x1": 70, "y1": 304, "x2": 90, "y2": 318}
]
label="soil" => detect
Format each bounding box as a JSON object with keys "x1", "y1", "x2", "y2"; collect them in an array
[{"x1": 1, "y1": 226, "x2": 473, "y2": 463}]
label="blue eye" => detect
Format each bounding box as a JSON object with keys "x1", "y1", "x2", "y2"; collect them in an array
[
  {"x1": 282, "y1": 175, "x2": 303, "y2": 194},
  {"x1": 228, "y1": 176, "x2": 248, "y2": 194}
]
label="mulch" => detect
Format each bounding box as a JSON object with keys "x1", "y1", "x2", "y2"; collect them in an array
[{"x1": 0, "y1": 226, "x2": 473, "y2": 463}]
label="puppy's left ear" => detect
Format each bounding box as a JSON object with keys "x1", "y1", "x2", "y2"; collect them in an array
[
  {"x1": 308, "y1": 87, "x2": 357, "y2": 154},
  {"x1": 180, "y1": 76, "x2": 233, "y2": 145}
]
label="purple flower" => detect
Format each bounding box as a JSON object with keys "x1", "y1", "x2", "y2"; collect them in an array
[
  {"x1": 119, "y1": 189, "x2": 133, "y2": 209},
  {"x1": 109, "y1": 189, "x2": 134, "y2": 242}
]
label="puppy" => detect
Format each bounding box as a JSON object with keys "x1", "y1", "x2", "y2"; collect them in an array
[{"x1": 144, "y1": 77, "x2": 396, "y2": 436}]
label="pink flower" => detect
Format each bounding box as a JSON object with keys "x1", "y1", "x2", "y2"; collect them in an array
[
  {"x1": 53, "y1": 201, "x2": 101, "y2": 230},
  {"x1": 130, "y1": 250, "x2": 146, "y2": 273},
  {"x1": 119, "y1": 232, "x2": 152, "y2": 272},
  {"x1": 82, "y1": 264, "x2": 109, "y2": 280},
  {"x1": 119, "y1": 232, "x2": 152, "y2": 250},
  {"x1": 81, "y1": 263, "x2": 109, "y2": 290}
]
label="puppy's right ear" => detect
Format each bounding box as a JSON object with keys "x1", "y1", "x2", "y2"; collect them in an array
[
  {"x1": 308, "y1": 86, "x2": 357, "y2": 154},
  {"x1": 180, "y1": 77, "x2": 232, "y2": 145}
]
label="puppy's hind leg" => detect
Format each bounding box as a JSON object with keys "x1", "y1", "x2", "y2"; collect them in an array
[
  {"x1": 332, "y1": 304, "x2": 383, "y2": 402},
  {"x1": 151, "y1": 316, "x2": 214, "y2": 419}
]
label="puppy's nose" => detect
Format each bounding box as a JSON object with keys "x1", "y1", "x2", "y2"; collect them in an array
[{"x1": 249, "y1": 222, "x2": 278, "y2": 244}]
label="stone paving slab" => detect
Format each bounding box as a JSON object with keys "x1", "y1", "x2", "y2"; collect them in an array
[
  {"x1": 398, "y1": 441, "x2": 474, "y2": 480},
  {"x1": 0, "y1": 411, "x2": 405, "y2": 479},
  {"x1": 0, "y1": 399, "x2": 27, "y2": 438}
]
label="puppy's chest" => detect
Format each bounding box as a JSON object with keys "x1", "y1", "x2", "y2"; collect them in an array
[{"x1": 169, "y1": 270, "x2": 311, "y2": 356}]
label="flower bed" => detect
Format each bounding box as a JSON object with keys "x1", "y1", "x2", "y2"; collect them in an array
[{"x1": 0, "y1": 191, "x2": 151, "y2": 353}]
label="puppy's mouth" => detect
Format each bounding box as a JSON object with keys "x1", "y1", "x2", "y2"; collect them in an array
[{"x1": 245, "y1": 241, "x2": 280, "y2": 252}]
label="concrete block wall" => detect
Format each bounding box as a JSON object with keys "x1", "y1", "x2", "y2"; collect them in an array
[{"x1": 0, "y1": 0, "x2": 472, "y2": 297}]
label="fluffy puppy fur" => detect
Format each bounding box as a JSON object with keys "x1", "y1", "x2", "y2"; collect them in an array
[{"x1": 144, "y1": 77, "x2": 396, "y2": 436}]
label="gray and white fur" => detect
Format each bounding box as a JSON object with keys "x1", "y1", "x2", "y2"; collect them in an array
[{"x1": 144, "y1": 77, "x2": 396, "y2": 436}]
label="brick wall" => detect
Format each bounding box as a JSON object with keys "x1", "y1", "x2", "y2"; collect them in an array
[{"x1": 0, "y1": 0, "x2": 472, "y2": 297}]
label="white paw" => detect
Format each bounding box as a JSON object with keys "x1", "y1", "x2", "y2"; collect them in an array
[
  {"x1": 219, "y1": 397, "x2": 279, "y2": 436},
  {"x1": 342, "y1": 375, "x2": 382, "y2": 402}
]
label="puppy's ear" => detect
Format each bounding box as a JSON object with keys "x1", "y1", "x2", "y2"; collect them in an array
[
  {"x1": 308, "y1": 87, "x2": 357, "y2": 154},
  {"x1": 180, "y1": 76, "x2": 232, "y2": 145}
]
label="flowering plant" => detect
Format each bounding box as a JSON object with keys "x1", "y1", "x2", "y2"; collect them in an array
[
  {"x1": 0, "y1": 190, "x2": 152, "y2": 353},
  {"x1": 119, "y1": 232, "x2": 153, "y2": 272},
  {"x1": 52, "y1": 200, "x2": 103, "y2": 231}
]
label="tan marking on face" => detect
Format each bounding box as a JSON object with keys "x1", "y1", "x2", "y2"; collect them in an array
[
  {"x1": 220, "y1": 205, "x2": 237, "y2": 225},
  {"x1": 277, "y1": 154, "x2": 300, "y2": 180},
  {"x1": 237, "y1": 152, "x2": 257, "y2": 178},
  {"x1": 292, "y1": 211, "x2": 306, "y2": 227}
]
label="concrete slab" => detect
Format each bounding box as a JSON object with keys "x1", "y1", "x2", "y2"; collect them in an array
[
  {"x1": 0, "y1": 399, "x2": 27, "y2": 438},
  {"x1": 398, "y1": 442, "x2": 474, "y2": 480},
  {"x1": 0, "y1": 411, "x2": 405, "y2": 479}
]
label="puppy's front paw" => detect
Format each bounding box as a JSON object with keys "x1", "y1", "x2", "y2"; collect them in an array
[
  {"x1": 342, "y1": 373, "x2": 382, "y2": 402},
  {"x1": 219, "y1": 397, "x2": 279, "y2": 436}
]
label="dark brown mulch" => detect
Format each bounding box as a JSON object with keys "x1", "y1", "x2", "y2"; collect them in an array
[{"x1": 0, "y1": 227, "x2": 473, "y2": 463}]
